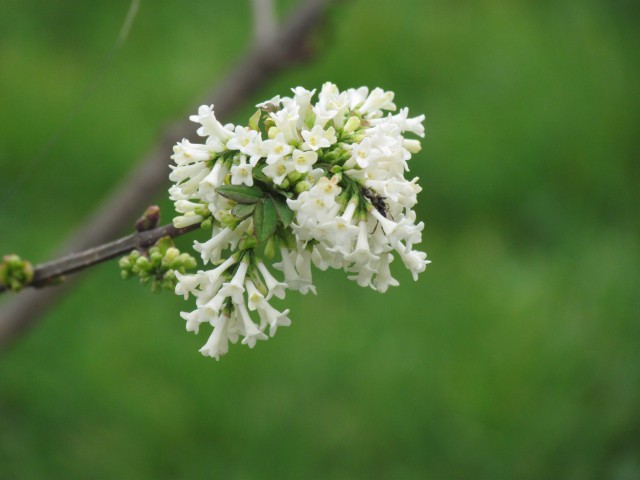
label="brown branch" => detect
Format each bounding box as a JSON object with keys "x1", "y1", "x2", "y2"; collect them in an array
[
  {"x1": 0, "y1": 0, "x2": 337, "y2": 351},
  {"x1": 0, "y1": 223, "x2": 200, "y2": 294},
  {"x1": 252, "y1": 0, "x2": 278, "y2": 44}
]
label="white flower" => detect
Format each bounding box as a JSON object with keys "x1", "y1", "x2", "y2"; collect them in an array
[
  {"x1": 181, "y1": 310, "x2": 206, "y2": 334},
  {"x1": 245, "y1": 279, "x2": 267, "y2": 312},
  {"x1": 230, "y1": 155, "x2": 254, "y2": 186},
  {"x1": 394, "y1": 242, "x2": 429, "y2": 281},
  {"x1": 218, "y1": 256, "x2": 250, "y2": 301},
  {"x1": 170, "y1": 83, "x2": 429, "y2": 360},
  {"x1": 258, "y1": 302, "x2": 291, "y2": 337},
  {"x1": 349, "y1": 137, "x2": 379, "y2": 169},
  {"x1": 293, "y1": 248, "x2": 317, "y2": 295},
  {"x1": 226, "y1": 126, "x2": 263, "y2": 158},
  {"x1": 256, "y1": 261, "x2": 287, "y2": 299},
  {"x1": 291, "y1": 86, "x2": 316, "y2": 129},
  {"x1": 371, "y1": 107, "x2": 425, "y2": 137},
  {"x1": 174, "y1": 271, "x2": 203, "y2": 299},
  {"x1": 171, "y1": 139, "x2": 214, "y2": 165},
  {"x1": 273, "y1": 246, "x2": 308, "y2": 293},
  {"x1": 343, "y1": 220, "x2": 380, "y2": 266},
  {"x1": 301, "y1": 125, "x2": 337, "y2": 151},
  {"x1": 235, "y1": 299, "x2": 268, "y2": 348},
  {"x1": 403, "y1": 139, "x2": 422, "y2": 154},
  {"x1": 194, "y1": 228, "x2": 235, "y2": 264},
  {"x1": 359, "y1": 87, "x2": 396, "y2": 116},
  {"x1": 199, "y1": 313, "x2": 231, "y2": 360},
  {"x1": 190, "y1": 104, "x2": 234, "y2": 141},
  {"x1": 270, "y1": 103, "x2": 300, "y2": 143},
  {"x1": 173, "y1": 212, "x2": 205, "y2": 228},
  {"x1": 262, "y1": 157, "x2": 294, "y2": 185},
  {"x1": 193, "y1": 220, "x2": 250, "y2": 264},
  {"x1": 372, "y1": 253, "x2": 399, "y2": 293},
  {"x1": 262, "y1": 132, "x2": 293, "y2": 164},
  {"x1": 291, "y1": 149, "x2": 318, "y2": 174},
  {"x1": 169, "y1": 162, "x2": 210, "y2": 191},
  {"x1": 317, "y1": 200, "x2": 357, "y2": 252}
]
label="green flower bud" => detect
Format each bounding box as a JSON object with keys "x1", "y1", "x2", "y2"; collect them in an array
[
  {"x1": 180, "y1": 254, "x2": 197, "y2": 270},
  {"x1": 194, "y1": 205, "x2": 210, "y2": 217},
  {"x1": 118, "y1": 257, "x2": 132, "y2": 270},
  {"x1": 287, "y1": 171, "x2": 302, "y2": 184},
  {"x1": 200, "y1": 218, "x2": 213, "y2": 230},
  {"x1": 294, "y1": 181, "x2": 310, "y2": 194},
  {"x1": 162, "y1": 247, "x2": 180, "y2": 268},
  {"x1": 264, "y1": 236, "x2": 276, "y2": 260},
  {"x1": 150, "y1": 251, "x2": 163, "y2": 266},
  {"x1": 135, "y1": 256, "x2": 151, "y2": 273},
  {"x1": 0, "y1": 254, "x2": 34, "y2": 291}
]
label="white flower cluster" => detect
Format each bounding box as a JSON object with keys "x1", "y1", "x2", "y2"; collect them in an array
[{"x1": 169, "y1": 82, "x2": 429, "y2": 360}]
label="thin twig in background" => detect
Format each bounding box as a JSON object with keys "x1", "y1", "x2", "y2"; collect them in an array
[
  {"x1": 0, "y1": 0, "x2": 337, "y2": 351},
  {"x1": 252, "y1": 0, "x2": 278, "y2": 44}
]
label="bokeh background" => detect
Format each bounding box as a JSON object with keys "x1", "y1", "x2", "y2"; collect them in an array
[{"x1": 1, "y1": 0, "x2": 639, "y2": 478}]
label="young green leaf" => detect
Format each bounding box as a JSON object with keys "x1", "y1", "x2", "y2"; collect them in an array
[
  {"x1": 253, "y1": 198, "x2": 278, "y2": 242},
  {"x1": 232, "y1": 203, "x2": 257, "y2": 219},
  {"x1": 272, "y1": 195, "x2": 294, "y2": 227},
  {"x1": 216, "y1": 185, "x2": 265, "y2": 204}
]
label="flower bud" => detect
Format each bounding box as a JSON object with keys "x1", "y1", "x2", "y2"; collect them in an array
[
  {"x1": 287, "y1": 171, "x2": 302, "y2": 184},
  {"x1": 343, "y1": 116, "x2": 361, "y2": 134},
  {"x1": 403, "y1": 138, "x2": 422, "y2": 154},
  {"x1": 267, "y1": 126, "x2": 279, "y2": 139},
  {"x1": 135, "y1": 256, "x2": 151, "y2": 273},
  {"x1": 294, "y1": 181, "x2": 310, "y2": 194},
  {"x1": 162, "y1": 247, "x2": 180, "y2": 268}
]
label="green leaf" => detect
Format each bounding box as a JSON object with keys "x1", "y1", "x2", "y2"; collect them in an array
[
  {"x1": 216, "y1": 185, "x2": 265, "y2": 204},
  {"x1": 252, "y1": 163, "x2": 270, "y2": 183},
  {"x1": 248, "y1": 109, "x2": 262, "y2": 131},
  {"x1": 232, "y1": 203, "x2": 257, "y2": 219},
  {"x1": 272, "y1": 195, "x2": 294, "y2": 227},
  {"x1": 253, "y1": 198, "x2": 278, "y2": 242}
]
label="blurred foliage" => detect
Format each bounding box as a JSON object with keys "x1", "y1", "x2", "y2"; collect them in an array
[{"x1": 1, "y1": 0, "x2": 639, "y2": 478}]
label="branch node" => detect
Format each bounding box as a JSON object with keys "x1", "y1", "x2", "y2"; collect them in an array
[{"x1": 135, "y1": 205, "x2": 161, "y2": 232}]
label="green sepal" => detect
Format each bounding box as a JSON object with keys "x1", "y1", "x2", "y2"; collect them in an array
[
  {"x1": 272, "y1": 195, "x2": 294, "y2": 227},
  {"x1": 253, "y1": 198, "x2": 278, "y2": 243},
  {"x1": 200, "y1": 218, "x2": 213, "y2": 230},
  {"x1": 232, "y1": 203, "x2": 257, "y2": 219},
  {"x1": 216, "y1": 184, "x2": 265, "y2": 204},
  {"x1": 238, "y1": 235, "x2": 258, "y2": 251},
  {"x1": 278, "y1": 227, "x2": 298, "y2": 250},
  {"x1": 248, "y1": 109, "x2": 262, "y2": 131},
  {"x1": 252, "y1": 163, "x2": 271, "y2": 184}
]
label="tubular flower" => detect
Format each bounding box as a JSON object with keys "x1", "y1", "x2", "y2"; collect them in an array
[{"x1": 170, "y1": 83, "x2": 429, "y2": 359}]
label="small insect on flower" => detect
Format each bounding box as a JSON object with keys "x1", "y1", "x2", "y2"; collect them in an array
[{"x1": 361, "y1": 187, "x2": 389, "y2": 219}]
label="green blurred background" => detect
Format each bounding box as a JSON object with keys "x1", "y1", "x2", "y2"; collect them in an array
[{"x1": 1, "y1": 0, "x2": 639, "y2": 478}]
